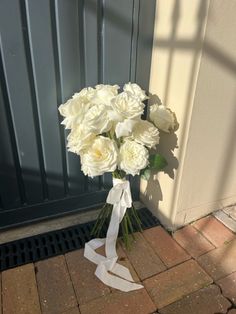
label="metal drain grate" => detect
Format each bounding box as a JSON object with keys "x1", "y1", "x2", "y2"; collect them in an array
[{"x1": 0, "y1": 208, "x2": 160, "y2": 271}]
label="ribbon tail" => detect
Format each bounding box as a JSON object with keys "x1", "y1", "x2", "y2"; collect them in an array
[
  {"x1": 105, "y1": 202, "x2": 122, "y2": 258},
  {"x1": 85, "y1": 239, "x2": 143, "y2": 292},
  {"x1": 95, "y1": 263, "x2": 143, "y2": 292},
  {"x1": 84, "y1": 179, "x2": 144, "y2": 292},
  {"x1": 112, "y1": 263, "x2": 135, "y2": 282},
  {"x1": 84, "y1": 239, "x2": 106, "y2": 265}
]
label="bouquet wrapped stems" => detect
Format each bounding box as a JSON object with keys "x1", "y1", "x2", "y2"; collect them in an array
[
  {"x1": 58, "y1": 83, "x2": 177, "y2": 291},
  {"x1": 91, "y1": 170, "x2": 142, "y2": 249}
]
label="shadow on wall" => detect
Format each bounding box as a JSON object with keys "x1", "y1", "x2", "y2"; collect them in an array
[
  {"x1": 142, "y1": 0, "x2": 236, "y2": 228},
  {"x1": 148, "y1": 93, "x2": 179, "y2": 180}
]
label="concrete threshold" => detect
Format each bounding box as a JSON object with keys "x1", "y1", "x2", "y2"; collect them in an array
[{"x1": 0, "y1": 201, "x2": 144, "y2": 245}]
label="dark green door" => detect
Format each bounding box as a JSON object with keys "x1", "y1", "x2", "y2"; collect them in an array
[{"x1": 0, "y1": 0, "x2": 156, "y2": 229}]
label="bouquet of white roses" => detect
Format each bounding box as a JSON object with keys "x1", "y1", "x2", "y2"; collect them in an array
[
  {"x1": 58, "y1": 82, "x2": 177, "y2": 292},
  {"x1": 58, "y1": 83, "x2": 177, "y2": 248}
]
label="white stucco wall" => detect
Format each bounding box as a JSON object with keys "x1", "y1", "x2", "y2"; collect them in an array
[{"x1": 140, "y1": 0, "x2": 236, "y2": 230}]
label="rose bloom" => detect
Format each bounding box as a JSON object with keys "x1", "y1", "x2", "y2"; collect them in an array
[
  {"x1": 123, "y1": 82, "x2": 148, "y2": 101},
  {"x1": 81, "y1": 136, "x2": 118, "y2": 177},
  {"x1": 58, "y1": 87, "x2": 94, "y2": 129},
  {"x1": 111, "y1": 92, "x2": 145, "y2": 120},
  {"x1": 115, "y1": 119, "x2": 138, "y2": 138},
  {"x1": 132, "y1": 120, "x2": 159, "y2": 148},
  {"x1": 67, "y1": 125, "x2": 96, "y2": 154},
  {"x1": 83, "y1": 103, "x2": 112, "y2": 134},
  {"x1": 118, "y1": 140, "x2": 149, "y2": 176},
  {"x1": 91, "y1": 84, "x2": 120, "y2": 106},
  {"x1": 149, "y1": 104, "x2": 176, "y2": 133},
  {"x1": 72, "y1": 87, "x2": 95, "y2": 103}
]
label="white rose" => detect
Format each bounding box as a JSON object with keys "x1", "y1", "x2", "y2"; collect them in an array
[
  {"x1": 149, "y1": 104, "x2": 176, "y2": 133},
  {"x1": 132, "y1": 120, "x2": 159, "y2": 148},
  {"x1": 115, "y1": 119, "x2": 138, "y2": 138},
  {"x1": 83, "y1": 104, "x2": 112, "y2": 134},
  {"x1": 72, "y1": 87, "x2": 95, "y2": 102},
  {"x1": 91, "y1": 84, "x2": 120, "y2": 106},
  {"x1": 67, "y1": 125, "x2": 96, "y2": 154},
  {"x1": 111, "y1": 92, "x2": 145, "y2": 120},
  {"x1": 123, "y1": 82, "x2": 148, "y2": 101},
  {"x1": 81, "y1": 136, "x2": 118, "y2": 177},
  {"x1": 119, "y1": 140, "x2": 149, "y2": 176},
  {"x1": 58, "y1": 88, "x2": 94, "y2": 129}
]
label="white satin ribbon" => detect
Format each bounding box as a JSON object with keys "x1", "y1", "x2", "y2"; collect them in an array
[{"x1": 84, "y1": 178, "x2": 143, "y2": 292}]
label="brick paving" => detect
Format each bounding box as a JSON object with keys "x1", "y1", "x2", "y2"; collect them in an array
[
  {"x1": 2, "y1": 264, "x2": 41, "y2": 314},
  {"x1": 61, "y1": 307, "x2": 80, "y2": 314},
  {"x1": 35, "y1": 256, "x2": 77, "y2": 314},
  {"x1": 197, "y1": 239, "x2": 236, "y2": 281},
  {"x1": 143, "y1": 226, "x2": 190, "y2": 267},
  {"x1": 121, "y1": 232, "x2": 166, "y2": 280},
  {"x1": 158, "y1": 285, "x2": 231, "y2": 314},
  {"x1": 0, "y1": 214, "x2": 236, "y2": 314},
  {"x1": 65, "y1": 249, "x2": 110, "y2": 305},
  {"x1": 193, "y1": 215, "x2": 235, "y2": 247},
  {"x1": 217, "y1": 272, "x2": 236, "y2": 305},
  {"x1": 173, "y1": 224, "x2": 215, "y2": 258},
  {"x1": 80, "y1": 289, "x2": 156, "y2": 314},
  {"x1": 143, "y1": 259, "x2": 212, "y2": 309}
]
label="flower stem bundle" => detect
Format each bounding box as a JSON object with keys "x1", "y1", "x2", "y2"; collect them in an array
[{"x1": 91, "y1": 172, "x2": 142, "y2": 250}]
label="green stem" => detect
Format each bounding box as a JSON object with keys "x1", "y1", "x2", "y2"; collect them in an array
[
  {"x1": 112, "y1": 169, "x2": 125, "y2": 179},
  {"x1": 130, "y1": 204, "x2": 142, "y2": 232},
  {"x1": 91, "y1": 170, "x2": 143, "y2": 248},
  {"x1": 91, "y1": 204, "x2": 112, "y2": 237},
  {"x1": 91, "y1": 205, "x2": 106, "y2": 235},
  {"x1": 120, "y1": 218, "x2": 128, "y2": 248},
  {"x1": 126, "y1": 210, "x2": 135, "y2": 240},
  {"x1": 124, "y1": 215, "x2": 131, "y2": 250}
]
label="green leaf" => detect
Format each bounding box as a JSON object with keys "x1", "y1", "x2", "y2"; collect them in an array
[
  {"x1": 141, "y1": 168, "x2": 151, "y2": 180},
  {"x1": 149, "y1": 154, "x2": 168, "y2": 171}
]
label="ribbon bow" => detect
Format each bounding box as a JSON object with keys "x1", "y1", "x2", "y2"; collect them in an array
[{"x1": 84, "y1": 178, "x2": 143, "y2": 292}]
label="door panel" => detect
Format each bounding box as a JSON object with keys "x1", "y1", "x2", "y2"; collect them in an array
[{"x1": 0, "y1": 0, "x2": 156, "y2": 229}]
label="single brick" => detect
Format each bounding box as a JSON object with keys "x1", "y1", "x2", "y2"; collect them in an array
[
  {"x1": 143, "y1": 226, "x2": 190, "y2": 268},
  {"x1": 36, "y1": 255, "x2": 77, "y2": 314},
  {"x1": 143, "y1": 259, "x2": 212, "y2": 309},
  {"x1": 159, "y1": 285, "x2": 231, "y2": 314},
  {"x1": 198, "y1": 239, "x2": 236, "y2": 281},
  {"x1": 2, "y1": 264, "x2": 41, "y2": 314},
  {"x1": 79, "y1": 288, "x2": 156, "y2": 314},
  {"x1": 65, "y1": 249, "x2": 110, "y2": 304},
  {"x1": 173, "y1": 224, "x2": 214, "y2": 258},
  {"x1": 193, "y1": 216, "x2": 235, "y2": 247},
  {"x1": 216, "y1": 272, "x2": 236, "y2": 305},
  {"x1": 121, "y1": 232, "x2": 166, "y2": 280}
]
